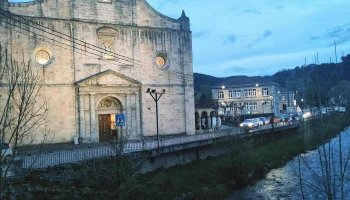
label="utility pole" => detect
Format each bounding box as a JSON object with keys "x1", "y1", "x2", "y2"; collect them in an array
[{"x1": 146, "y1": 88, "x2": 165, "y2": 152}]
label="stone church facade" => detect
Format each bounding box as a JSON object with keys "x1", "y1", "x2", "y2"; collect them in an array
[{"x1": 0, "y1": 0, "x2": 195, "y2": 144}]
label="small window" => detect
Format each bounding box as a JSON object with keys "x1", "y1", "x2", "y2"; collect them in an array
[
  {"x1": 155, "y1": 52, "x2": 169, "y2": 68},
  {"x1": 103, "y1": 42, "x2": 114, "y2": 59},
  {"x1": 98, "y1": 0, "x2": 112, "y2": 3},
  {"x1": 156, "y1": 56, "x2": 166, "y2": 67},
  {"x1": 244, "y1": 89, "x2": 256, "y2": 97},
  {"x1": 229, "y1": 90, "x2": 241, "y2": 98},
  {"x1": 246, "y1": 102, "x2": 258, "y2": 110},
  {"x1": 262, "y1": 88, "x2": 269, "y2": 96},
  {"x1": 35, "y1": 50, "x2": 50, "y2": 65},
  {"x1": 218, "y1": 91, "x2": 224, "y2": 99}
]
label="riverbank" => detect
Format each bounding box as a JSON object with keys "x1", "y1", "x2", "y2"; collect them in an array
[
  {"x1": 118, "y1": 113, "x2": 350, "y2": 200},
  {"x1": 3, "y1": 113, "x2": 349, "y2": 199}
]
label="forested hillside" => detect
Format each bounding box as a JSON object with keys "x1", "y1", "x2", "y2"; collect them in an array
[{"x1": 194, "y1": 54, "x2": 350, "y2": 108}]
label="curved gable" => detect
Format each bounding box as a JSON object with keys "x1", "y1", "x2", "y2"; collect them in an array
[{"x1": 136, "y1": 0, "x2": 182, "y2": 30}]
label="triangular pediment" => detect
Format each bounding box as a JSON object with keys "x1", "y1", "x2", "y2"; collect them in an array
[{"x1": 75, "y1": 70, "x2": 141, "y2": 87}]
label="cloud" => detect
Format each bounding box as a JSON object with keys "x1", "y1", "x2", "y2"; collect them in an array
[
  {"x1": 223, "y1": 34, "x2": 237, "y2": 45},
  {"x1": 308, "y1": 24, "x2": 350, "y2": 45},
  {"x1": 326, "y1": 25, "x2": 347, "y2": 38},
  {"x1": 324, "y1": 23, "x2": 350, "y2": 46},
  {"x1": 223, "y1": 66, "x2": 259, "y2": 75},
  {"x1": 274, "y1": 6, "x2": 284, "y2": 10},
  {"x1": 193, "y1": 31, "x2": 209, "y2": 38},
  {"x1": 262, "y1": 30, "x2": 272, "y2": 39},
  {"x1": 247, "y1": 29, "x2": 273, "y2": 48},
  {"x1": 309, "y1": 36, "x2": 321, "y2": 41},
  {"x1": 243, "y1": 9, "x2": 261, "y2": 15}
]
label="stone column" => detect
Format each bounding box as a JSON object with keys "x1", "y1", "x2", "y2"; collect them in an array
[
  {"x1": 79, "y1": 94, "x2": 86, "y2": 141},
  {"x1": 125, "y1": 94, "x2": 131, "y2": 137},
  {"x1": 135, "y1": 92, "x2": 140, "y2": 135},
  {"x1": 216, "y1": 114, "x2": 221, "y2": 129},
  {"x1": 209, "y1": 116, "x2": 213, "y2": 129},
  {"x1": 89, "y1": 93, "x2": 97, "y2": 142}
]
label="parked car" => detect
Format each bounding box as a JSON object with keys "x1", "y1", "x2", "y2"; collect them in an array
[
  {"x1": 277, "y1": 115, "x2": 286, "y2": 122},
  {"x1": 1, "y1": 143, "x2": 13, "y2": 163},
  {"x1": 335, "y1": 107, "x2": 346, "y2": 113},
  {"x1": 240, "y1": 119, "x2": 260, "y2": 128},
  {"x1": 273, "y1": 117, "x2": 280, "y2": 123},
  {"x1": 259, "y1": 117, "x2": 269, "y2": 125}
]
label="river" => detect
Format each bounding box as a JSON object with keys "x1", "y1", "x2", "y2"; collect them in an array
[{"x1": 226, "y1": 127, "x2": 350, "y2": 200}]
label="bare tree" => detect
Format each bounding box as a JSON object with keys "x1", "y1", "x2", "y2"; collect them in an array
[
  {"x1": 292, "y1": 74, "x2": 350, "y2": 200},
  {"x1": 0, "y1": 46, "x2": 50, "y2": 198}
]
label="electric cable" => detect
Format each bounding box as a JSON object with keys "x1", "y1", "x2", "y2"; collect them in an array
[{"x1": 0, "y1": 8, "x2": 195, "y2": 82}]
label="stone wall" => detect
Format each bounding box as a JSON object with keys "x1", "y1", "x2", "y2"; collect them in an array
[{"x1": 0, "y1": 0, "x2": 195, "y2": 144}]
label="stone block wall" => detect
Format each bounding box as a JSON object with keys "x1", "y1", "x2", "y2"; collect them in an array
[{"x1": 0, "y1": 0, "x2": 195, "y2": 143}]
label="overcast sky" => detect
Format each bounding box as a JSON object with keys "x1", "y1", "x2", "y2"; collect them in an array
[{"x1": 9, "y1": 0, "x2": 350, "y2": 77}]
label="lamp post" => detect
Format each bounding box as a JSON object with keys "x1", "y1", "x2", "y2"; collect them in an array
[
  {"x1": 270, "y1": 94, "x2": 274, "y2": 128},
  {"x1": 270, "y1": 94, "x2": 274, "y2": 114},
  {"x1": 295, "y1": 91, "x2": 298, "y2": 113},
  {"x1": 146, "y1": 88, "x2": 165, "y2": 151},
  {"x1": 301, "y1": 98, "x2": 304, "y2": 113}
]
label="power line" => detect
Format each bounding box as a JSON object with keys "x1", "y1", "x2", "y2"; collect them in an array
[
  {"x1": 0, "y1": 8, "x2": 142, "y2": 65},
  {"x1": 0, "y1": 8, "x2": 194, "y2": 82}
]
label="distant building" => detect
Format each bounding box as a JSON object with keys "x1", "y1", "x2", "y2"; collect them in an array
[{"x1": 211, "y1": 77, "x2": 295, "y2": 118}]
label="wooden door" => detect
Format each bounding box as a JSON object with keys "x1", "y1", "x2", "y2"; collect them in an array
[{"x1": 98, "y1": 114, "x2": 111, "y2": 142}]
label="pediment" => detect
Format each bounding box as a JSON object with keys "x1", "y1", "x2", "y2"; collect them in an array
[{"x1": 75, "y1": 70, "x2": 141, "y2": 87}]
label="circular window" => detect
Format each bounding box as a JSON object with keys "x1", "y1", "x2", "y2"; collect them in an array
[
  {"x1": 35, "y1": 50, "x2": 50, "y2": 65},
  {"x1": 155, "y1": 52, "x2": 168, "y2": 68},
  {"x1": 156, "y1": 56, "x2": 166, "y2": 67}
]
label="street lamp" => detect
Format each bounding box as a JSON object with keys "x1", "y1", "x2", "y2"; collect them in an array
[
  {"x1": 146, "y1": 88, "x2": 165, "y2": 151},
  {"x1": 295, "y1": 91, "x2": 298, "y2": 113},
  {"x1": 270, "y1": 94, "x2": 274, "y2": 128},
  {"x1": 269, "y1": 94, "x2": 274, "y2": 114},
  {"x1": 301, "y1": 98, "x2": 304, "y2": 112}
]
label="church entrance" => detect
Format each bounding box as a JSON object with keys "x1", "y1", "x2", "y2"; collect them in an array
[
  {"x1": 99, "y1": 114, "x2": 112, "y2": 142},
  {"x1": 97, "y1": 97, "x2": 122, "y2": 142}
]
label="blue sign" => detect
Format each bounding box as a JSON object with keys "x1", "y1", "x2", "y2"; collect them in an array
[{"x1": 115, "y1": 114, "x2": 125, "y2": 126}]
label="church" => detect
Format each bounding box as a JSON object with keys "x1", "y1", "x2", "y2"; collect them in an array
[{"x1": 0, "y1": 0, "x2": 195, "y2": 144}]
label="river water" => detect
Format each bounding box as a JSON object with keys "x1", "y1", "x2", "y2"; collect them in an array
[{"x1": 226, "y1": 127, "x2": 350, "y2": 200}]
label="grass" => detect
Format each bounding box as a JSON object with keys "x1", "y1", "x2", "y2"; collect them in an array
[
  {"x1": 7, "y1": 113, "x2": 349, "y2": 200},
  {"x1": 117, "y1": 113, "x2": 350, "y2": 200}
]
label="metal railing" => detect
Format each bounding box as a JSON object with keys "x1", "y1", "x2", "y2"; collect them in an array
[{"x1": 21, "y1": 122, "x2": 300, "y2": 169}]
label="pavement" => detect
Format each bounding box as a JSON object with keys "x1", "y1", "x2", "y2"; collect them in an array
[
  {"x1": 15, "y1": 133, "x2": 191, "y2": 156},
  {"x1": 15, "y1": 122, "x2": 297, "y2": 157}
]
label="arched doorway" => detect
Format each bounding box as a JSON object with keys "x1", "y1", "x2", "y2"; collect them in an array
[
  {"x1": 210, "y1": 111, "x2": 217, "y2": 129},
  {"x1": 195, "y1": 112, "x2": 200, "y2": 130},
  {"x1": 97, "y1": 97, "x2": 123, "y2": 142},
  {"x1": 201, "y1": 111, "x2": 208, "y2": 130}
]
